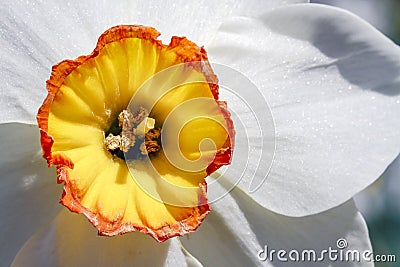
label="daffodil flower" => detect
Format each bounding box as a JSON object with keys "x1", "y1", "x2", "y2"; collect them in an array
[
  {"x1": 36, "y1": 24, "x2": 234, "y2": 241},
  {"x1": 1, "y1": 1, "x2": 399, "y2": 266}
]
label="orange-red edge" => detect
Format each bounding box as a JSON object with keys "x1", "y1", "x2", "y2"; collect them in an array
[{"x1": 36, "y1": 25, "x2": 235, "y2": 242}]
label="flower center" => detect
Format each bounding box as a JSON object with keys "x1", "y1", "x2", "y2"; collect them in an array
[
  {"x1": 104, "y1": 107, "x2": 161, "y2": 160},
  {"x1": 37, "y1": 25, "x2": 234, "y2": 241}
]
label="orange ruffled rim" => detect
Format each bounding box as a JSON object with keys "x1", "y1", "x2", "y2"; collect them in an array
[{"x1": 37, "y1": 25, "x2": 235, "y2": 241}]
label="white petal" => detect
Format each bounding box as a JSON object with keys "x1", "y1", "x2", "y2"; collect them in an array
[
  {"x1": 0, "y1": 0, "x2": 308, "y2": 123},
  {"x1": 383, "y1": 154, "x2": 400, "y2": 214},
  {"x1": 5, "y1": 0, "x2": 309, "y2": 45},
  {"x1": 312, "y1": 0, "x2": 388, "y2": 33},
  {"x1": 208, "y1": 4, "x2": 400, "y2": 216},
  {"x1": 12, "y1": 210, "x2": 198, "y2": 267},
  {"x1": 179, "y1": 245, "x2": 204, "y2": 267},
  {"x1": 354, "y1": 153, "x2": 400, "y2": 218},
  {"x1": 0, "y1": 123, "x2": 62, "y2": 267},
  {"x1": 181, "y1": 178, "x2": 373, "y2": 266}
]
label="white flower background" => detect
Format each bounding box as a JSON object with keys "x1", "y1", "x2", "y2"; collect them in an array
[
  {"x1": 312, "y1": 1, "x2": 400, "y2": 266},
  {"x1": 0, "y1": 0, "x2": 399, "y2": 266}
]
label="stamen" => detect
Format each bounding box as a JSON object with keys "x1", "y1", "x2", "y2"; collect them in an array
[
  {"x1": 118, "y1": 109, "x2": 134, "y2": 129},
  {"x1": 131, "y1": 107, "x2": 149, "y2": 124},
  {"x1": 105, "y1": 107, "x2": 161, "y2": 159},
  {"x1": 121, "y1": 135, "x2": 135, "y2": 153},
  {"x1": 135, "y1": 117, "x2": 155, "y2": 137},
  {"x1": 142, "y1": 128, "x2": 162, "y2": 155},
  {"x1": 105, "y1": 133, "x2": 121, "y2": 151}
]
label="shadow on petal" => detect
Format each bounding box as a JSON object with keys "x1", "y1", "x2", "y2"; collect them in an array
[
  {"x1": 181, "y1": 176, "x2": 372, "y2": 267},
  {"x1": 182, "y1": 210, "x2": 257, "y2": 266},
  {"x1": 0, "y1": 123, "x2": 62, "y2": 267},
  {"x1": 12, "y1": 209, "x2": 190, "y2": 266},
  {"x1": 264, "y1": 4, "x2": 400, "y2": 96}
]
